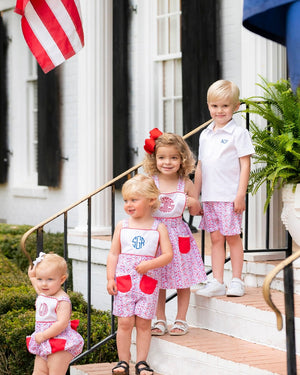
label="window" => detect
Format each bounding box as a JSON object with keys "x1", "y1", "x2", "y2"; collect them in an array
[
  {"x1": 156, "y1": 0, "x2": 182, "y2": 134},
  {"x1": 26, "y1": 52, "x2": 38, "y2": 185}
]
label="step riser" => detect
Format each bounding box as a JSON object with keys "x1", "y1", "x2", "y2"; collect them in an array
[
  {"x1": 190, "y1": 291, "x2": 300, "y2": 355},
  {"x1": 131, "y1": 338, "x2": 279, "y2": 375},
  {"x1": 188, "y1": 293, "x2": 294, "y2": 352}
]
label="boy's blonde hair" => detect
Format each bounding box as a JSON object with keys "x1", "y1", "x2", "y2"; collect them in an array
[
  {"x1": 36, "y1": 253, "x2": 68, "y2": 278},
  {"x1": 207, "y1": 80, "x2": 240, "y2": 106},
  {"x1": 143, "y1": 133, "x2": 196, "y2": 178},
  {"x1": 122, "y1": 174, "x2": 160, "y2": 211}
]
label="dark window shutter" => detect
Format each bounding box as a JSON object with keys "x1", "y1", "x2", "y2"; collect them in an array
[
  {"x1": 0, "y1": 15, "x2": 8, "y2": 184},
  {"x1": 37, "y1": 66, "x2": 61, "y2": 187},
  {"x1": 113, "y1": 0, "x2": 130, "y2": 184},
  {"x1": 181, "y1": 0, "x2": 220, "y2": 155}
]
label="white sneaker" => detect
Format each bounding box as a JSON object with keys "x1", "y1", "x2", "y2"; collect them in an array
[
  {"x1": 196, "y1": 278, "x2": 226, "y2": 297},
  {"x1": 226, "y1": 278, "x2": 245, "y2": 297}
]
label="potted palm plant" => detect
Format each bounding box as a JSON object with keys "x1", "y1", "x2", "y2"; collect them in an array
[{"x1": 243, "y1": 77, "x2": 300, "y2": 245}]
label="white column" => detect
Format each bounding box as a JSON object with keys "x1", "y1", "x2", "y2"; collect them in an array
[
  {"x1": 241, "y1": 29, "x2": 287, "y2": 250},
  {"x1": 76, "y1": 0, "x2": 113, "y2": 235}
]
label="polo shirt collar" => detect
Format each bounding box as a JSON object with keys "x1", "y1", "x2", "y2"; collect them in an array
[{"x1": 208, "y1": 119, "x2": 236, "y2": 134}]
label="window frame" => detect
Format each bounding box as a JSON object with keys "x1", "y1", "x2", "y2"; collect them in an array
[{"x1": 154, "y1": 0, "x2": 183, "y2": 135}]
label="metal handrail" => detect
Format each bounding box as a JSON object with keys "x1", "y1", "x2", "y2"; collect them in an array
[
  {"x1": 263, "y1": 248, "x2": 300, "y2": 330},
  {"x1": 20, "y1": 163, "x2": 142, "y2": 265}
]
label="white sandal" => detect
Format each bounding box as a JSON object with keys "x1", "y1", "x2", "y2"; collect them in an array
[
  {"x1": 169, "y1": 320, "x2": 189, "y2": 336},
  {"x1": 151, "y1": 320, "x2": 168, "y2": 336}
]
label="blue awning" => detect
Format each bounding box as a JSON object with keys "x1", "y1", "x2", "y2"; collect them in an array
[{"x1": 243, "y1": 0, "x2": 300, "y2": 92}]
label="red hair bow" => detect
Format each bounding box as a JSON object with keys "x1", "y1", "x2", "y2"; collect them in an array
[{"x1": 144, "y1": 128, "x2": 163, "y2": 154}]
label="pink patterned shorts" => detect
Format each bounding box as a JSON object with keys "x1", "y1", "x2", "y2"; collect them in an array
[
  {"x1": 113, "y1": 254, "x2": 159, "y2": 320},
  {"x1": 200, "y1": 201, "x2": 242, "y2": 236}
]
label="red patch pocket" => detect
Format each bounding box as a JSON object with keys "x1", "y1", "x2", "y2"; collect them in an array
[
  {"x1": 178, "y1": 236, "x2": 190, "y2": 254},
  {"x1": 116, "y1": 275, "x2": 132, "y2": 293},
  {"x1": 71, "y1": 319, "x2": 80, "y2": 331},
  {"x1": 49, "y1": 338, "x2": 66, "y2": 353},
  {"x1": 140, "y1": 274, "x2": 158, "y2": 295},
  {"x1": 26, "y1": 336, "x2": 31, "y2": 350}
]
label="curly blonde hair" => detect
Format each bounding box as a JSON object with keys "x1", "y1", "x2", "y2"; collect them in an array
[
  {"x1": 143, "y1": 132, "x2": 196, "y2": 178},
  {"x1": 122, "y1": 174, "x2": 160, "y2": 211}
]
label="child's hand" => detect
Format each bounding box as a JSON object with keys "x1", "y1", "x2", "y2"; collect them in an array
[
  {"x1": 234, "y1": 194, "x2": 246, "y2": 213},
  {"x1": 34, "y1": 332, "x2": 45, "y2": 344},
  {"x1": 107, "y1": 279, "x2": 118, "y2": 295},
  {"x1": 28, "y1": 265, "x2": 36, "y2": 278},
  {"x1": 198, "y1": 203, "x2": 204, "y2": 216},
  {"x1": 135, "y1": 261, "x2": 150, "y2": 274}
]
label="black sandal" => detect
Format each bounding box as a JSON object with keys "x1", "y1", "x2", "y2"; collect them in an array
[
  {"x1": 135, "y1": 361, "x2": 154, "y2": 375},
  {"x1": 112, "y1": 360, "x2": 130, "y2": 375}
]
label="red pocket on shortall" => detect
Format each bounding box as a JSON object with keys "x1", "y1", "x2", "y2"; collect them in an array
[
  {"x1": 178, "y1": 236, "x2": 190, "y2": 254},
  {"x1": 71, "y1": 319, "x2": 80, "y2": 331},
  {"x1": 49, "y1": 338, "x2": 66, "y2": 353},
  {"x1": 116, "y1": 275, "x2": 132, "y2": 293},
  {"x1": 26, "y1": 336, "x2": 31, "y2": 350},
  {"x1": 140, "y1": 274, "x2": 158, "y2": 295}
]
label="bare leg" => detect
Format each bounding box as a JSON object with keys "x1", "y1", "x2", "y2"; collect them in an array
[
  {"x1": 115, "y1": 316, "x2": 135, "y2": 370},
  {"x1": 169, "y1": 288, "x2": 190, "y2": 334},
  {"x1": 226, "y1": 234, "x2": 243, "y2": 279},
  {"x1": 151, "y1": 289, "x2": 166, "y2": 334},
  {"x1": 48, "y1": 351, "x2": 73, "y2": 375},
  {"x1": 33, "y1": 356, "x2": 48, "y2": 375},
  {"x1": 210, "y1": 230, "x2": 226, "y2": 283},
  {"x1": 135, "y1": 316, "x2": 152, "y2": 374}
]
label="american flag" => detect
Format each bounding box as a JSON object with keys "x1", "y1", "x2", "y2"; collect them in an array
[{"x1": 15, "y1": 0, "x2": 84, "y2": 73}]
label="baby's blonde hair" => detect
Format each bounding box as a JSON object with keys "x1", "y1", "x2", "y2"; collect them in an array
[
  {"x1": 122, "y1": 174, "x2": 160, "y2": 211},
  {"x1": 36, "y1": 253, "x2": 68, "y2": 279},
  {"x1": 143, "y1": 132, "x2": 196, "y2": 178},
  {"x1": 207, "y1": 80, "x2": 240, "y2": 106}
]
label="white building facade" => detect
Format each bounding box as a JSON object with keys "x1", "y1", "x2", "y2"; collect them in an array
[{"x1": 0, "y1": 0, "x2": 287, "y2": 310}]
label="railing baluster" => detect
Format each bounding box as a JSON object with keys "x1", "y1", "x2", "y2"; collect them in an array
[
  {"x1": 111, "y1": 183, "x2": 116, "y2": 334},
  {"x1": 64, "y1": 212, "x2": 68, "y2": 292},
  {"x1": 284, "y1": 233, "x2": 296, "y2": 375},
  {"x1": 36, "y1": 227, "x2": 44, "y2": 256},
  {"x1": 87, "y1": 197, "x2": 92, "y2": 349}
]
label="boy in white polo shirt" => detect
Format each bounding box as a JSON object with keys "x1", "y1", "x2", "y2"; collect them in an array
[{"x1": 195, "y1": 80, "x2": 254, "y2": 297}]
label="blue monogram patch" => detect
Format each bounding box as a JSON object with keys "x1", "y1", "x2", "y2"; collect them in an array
[
  {"x1": 132, "y1": 236, "x2": 145, "y2": 249},
  {"x1": 221, "y1": 139, "x2": 228, "y2": 144}
]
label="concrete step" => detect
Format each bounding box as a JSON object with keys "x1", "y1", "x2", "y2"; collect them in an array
[
  {"x1": 71, "y1": 328, "x2": 300, "y2": 375},
  {"x1": 142, "y1": 327, "x2": 300, "y2": 375},
  {"x1": 188, "y1": 286, "x2": 300, "y2": 354}
]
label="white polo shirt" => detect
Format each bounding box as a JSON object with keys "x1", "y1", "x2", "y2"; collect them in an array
[{"x1": 198, "y1": 119, "x2": 255, "y2": 202}]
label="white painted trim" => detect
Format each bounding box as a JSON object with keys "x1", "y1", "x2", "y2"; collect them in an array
[
  {"x1": 0, "y1": 0, "x2": 14, "y2": 11},
  {"x1": 12, "y1": 186, "x2": 48, "y2": 199}
]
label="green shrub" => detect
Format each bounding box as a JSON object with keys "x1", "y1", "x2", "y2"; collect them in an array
[
  {"x1": 0, "y1": 224, "x2": 73, "y2": 286},
  {"x1": 0, "y1": 224, "x2": 32, "y2": 264},
  {"x1": 0, "y1": 309, "x2": 35, "y2": 375},
  {"x1": 0, "y1": 286, "x2": 36, "y2": 315},
  {"x1": 72, "y1": 311, "x2": 118, "y2": 365},
  {"x1": 0, "y1": 253, "x2": 28, "y2": 288}
]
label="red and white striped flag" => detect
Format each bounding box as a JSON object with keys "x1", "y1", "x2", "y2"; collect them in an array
[{"x1": 15, "y1": 0, "x2": 84, "y2": 73}]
